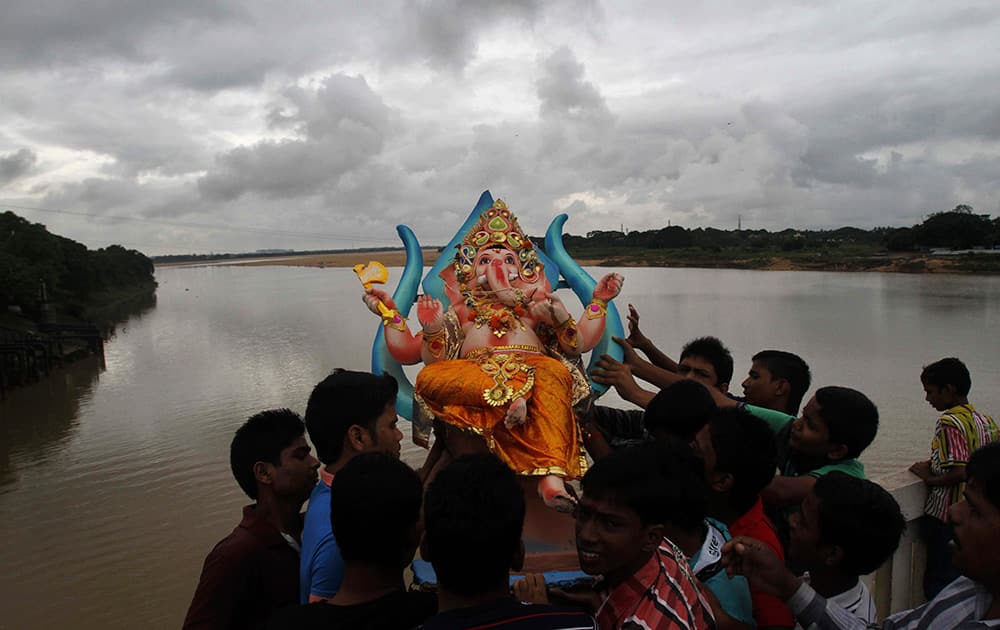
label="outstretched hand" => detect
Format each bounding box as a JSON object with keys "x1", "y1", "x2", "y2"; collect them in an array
[
  {"x1": 625, "y1": 304, "x2": 652, "y2": 352},
  {"x1": 417, "y1": 294, "x2": 444, "y2": 331},
  {"x1": 721, "y1": 536, "x2": 801, "y2": 600},
  {"x1": 591, "y1": 354, "x2": 638, "y2": 395},
  {"x1": 612, "y1": 336, "x2": 643, "y2": 367},
  {"x1": 593, "y1": 273, "x2": 624, "y2": 302}
]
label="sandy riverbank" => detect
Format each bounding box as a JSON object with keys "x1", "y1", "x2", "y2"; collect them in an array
[{"x1": 157, "y1": 250, "x2": 991, "y2": 274}]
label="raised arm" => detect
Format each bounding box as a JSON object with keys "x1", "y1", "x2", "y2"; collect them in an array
[
  {"x1": 362, "y1": 288, "x2": 422, "y2": 365},
  {"x1": 625, "y1": 304, "x2": 679, "y2": 372},
  {"x1": 575, "y1": 273, "x2": 624, "y2": 353},
  {"x1": 616, "y1": 336, "x2": 686, "y2": 389}
]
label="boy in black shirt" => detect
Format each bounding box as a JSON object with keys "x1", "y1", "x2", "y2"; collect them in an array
[{"x1": 267, "y1": 453, "x2": 434, "y2": 629}]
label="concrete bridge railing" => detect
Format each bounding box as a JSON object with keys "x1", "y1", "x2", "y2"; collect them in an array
[{"x1": 867, "y1": 469, "x2": 929, "y2": 618}]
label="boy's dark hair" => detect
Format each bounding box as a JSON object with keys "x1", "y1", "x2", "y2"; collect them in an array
[
  {"x1": 921, "y1": 357, "x2": 972, "y2": 397},
  {"x1": 644, "y1": 380, "x2": 716, "y2": 442},
  {"x1": 709, "y1": 408, "x2": 778, "y2": 514},
  {"x1": 752, "y1": 350, "x2": 812, "y2": 414},
  {"x1": 814, "y1": 386, "x2": 879, "y2": 460},
  {"x1": 581, "y1": 442, "x2": 701, "y2": 527},
  {"x1": 424, "y1": 453, "x2": 525, "y2": 597},
  {"x1": 813, "y1": 472, "x2": 905, "y2": 575},
  {"x1": 680, "y1": 336, "x2": 734, "y2": 386},
  {"x1": 330, "y1": 453, "x2": 422, "y2": 568},
  {"x1": 304, "y1": 369, "x2": 398, "y2": 463},
  {"x1": 230, "y1": 409, "x2": 305, "y2": 500},
  {"x1": 967, "y1": 442, "x2": 1000, "y2": 510}
]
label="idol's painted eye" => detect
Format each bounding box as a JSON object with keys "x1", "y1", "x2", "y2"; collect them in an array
[{"x1": 505, "y1": 256, "x2": 515, "y2": 265}]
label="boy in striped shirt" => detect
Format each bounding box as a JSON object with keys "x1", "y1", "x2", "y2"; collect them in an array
[
  {"x1": 575, "y1": 445, "x2": 717, "y2": 629},
  {"x1": 909, "y1": 357, "x2": 998, "y2": 599}
]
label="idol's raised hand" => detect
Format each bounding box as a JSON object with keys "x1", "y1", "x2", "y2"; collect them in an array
[{"x1": 593, "y1": 273, "x2": 624, "y2": 302}]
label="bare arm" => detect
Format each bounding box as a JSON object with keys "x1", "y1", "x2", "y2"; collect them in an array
[
  {"x1": 363, "y1": 288, "x2": 423, "y2": 364},
  {"x1": 590, "y1": 354, "x2": 656, "y2": 408},
  {"x1": 909, "y1": 460, "x2": 966, "y2": 487},
  {"x1": 625, "y1": 304, "x2": 679, "y2": 372}
]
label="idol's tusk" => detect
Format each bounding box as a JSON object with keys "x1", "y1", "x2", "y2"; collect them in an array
[{"x1": 508, "y1": 271, "x2": 518, "y2": 280}]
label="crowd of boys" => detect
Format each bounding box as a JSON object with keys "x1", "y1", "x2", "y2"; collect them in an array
[{"x1": 182, "y1": 305, "x2": 999, "y2": 629}]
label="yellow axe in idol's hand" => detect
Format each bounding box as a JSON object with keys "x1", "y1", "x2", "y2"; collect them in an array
[{"x1": 353, "y1": 261, "x2": 397, "y2": 321}]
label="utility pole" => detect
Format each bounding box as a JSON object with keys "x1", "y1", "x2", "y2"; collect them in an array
[{"x1": 738, "y1": 214, "x2": 742, "y2": 231}]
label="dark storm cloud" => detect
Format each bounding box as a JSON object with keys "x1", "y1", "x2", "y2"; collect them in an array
[
  {"x1": 537, "y1": 47, "x2": 612, "y2": 124},
  {"x1": 0, "y1": 0, "x2": 238, "y2": 68},
  {"x1": 2, "y1": 1, "x2": 998, "y2": 255},
  {"x1": 198, "y1": 74, "x2": 392, "y2": 201},
  {"x1": 399, "y1": 0, "x2": 544, "y2": 70},
  {"x1": 0, "y1": 148, "x2": 37, "y2": 185}
]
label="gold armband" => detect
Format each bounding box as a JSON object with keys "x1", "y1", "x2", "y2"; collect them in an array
[
  {"x1": 553, "y1": 316, "x2": 578, "y2": 349},
  {"x1": 422, "y1": 327, "x2": 446, "y2": 358},
  {"x1": 585, "y1": 298, "x2": 608, "y2": 320},
  {"x1": 381, "y1": 309, "x2": 408, "y2": 332}
]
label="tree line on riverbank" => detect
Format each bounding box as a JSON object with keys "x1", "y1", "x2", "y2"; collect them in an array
[
  {"x1": 551, "y1": 205, "x2": 1000, "y2": 272},
  {"x1": 1, "y1": 211, "x2": 156, "y2": 320}
]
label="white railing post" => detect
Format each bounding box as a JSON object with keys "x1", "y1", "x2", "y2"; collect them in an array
[{"x1": 871, "y1": 469, "x2": 929, "y2": 618}]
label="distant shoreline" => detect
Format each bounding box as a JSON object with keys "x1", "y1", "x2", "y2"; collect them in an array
[{"x1": 156, "y1": 249, "x2": 1000, "y2": 274}]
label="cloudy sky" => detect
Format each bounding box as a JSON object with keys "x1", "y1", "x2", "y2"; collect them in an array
[{"x1": 2, "y1": 1, "x2": 998, "y2": 256}]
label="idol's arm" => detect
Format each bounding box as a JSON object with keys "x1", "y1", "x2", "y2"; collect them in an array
[
  {"x1": 576, "y1": 273, "x2": 624, "y2": 353},
  {"x1": 363, "y1": 288, "x2": 422, "y2": 364}
]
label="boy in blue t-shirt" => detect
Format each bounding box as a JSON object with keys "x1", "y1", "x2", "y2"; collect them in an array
[{"x1": 299, "y1": 369, "x2": 404, "y2": 603}]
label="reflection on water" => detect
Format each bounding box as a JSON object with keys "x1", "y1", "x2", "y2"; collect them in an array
[
  {"x1": 0, "y1": 357, "x2": 101, "y2": 490},
  {"x1": 0, "y1": 265, "x2": 998, "y2": 629}
]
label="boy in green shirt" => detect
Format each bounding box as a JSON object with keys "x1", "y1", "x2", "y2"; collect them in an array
[{"x1": 715, "y1": 386, "x2": 879, "y2": 542}]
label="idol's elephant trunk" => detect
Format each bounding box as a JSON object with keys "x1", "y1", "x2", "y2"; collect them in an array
[{"x1": 487, "y1": 258, "x2": 520, "y2": 305}]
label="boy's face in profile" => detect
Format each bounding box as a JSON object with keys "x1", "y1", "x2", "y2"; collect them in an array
[
  {"x1": 269, "y1": 436, "x2": 320, "y2": 504},
  {"x1": 949, "y1": 476, "x2": 1000, "y2": 584},
  {"x1": 368, "y1": 401, "x2": 404, "y2": 458},
  {"x1": 787, "y1": 488, "x2": 828, "y2": 574},
  {"x1": 922, "y1": 380, "x2": 960, "y2": 412},
  {"x1": 575, "y1": 493, "x2": 659, "y2": 586},
  {"x1": 789, "y1": 396, "x2": 840, "y2": 460},
  {"x1": 742, "y1": 360, "x2": 781, "y2": 408}
]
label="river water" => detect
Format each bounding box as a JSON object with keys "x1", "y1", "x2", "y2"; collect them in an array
[{"x1": 1, "y1": 264, "x2": 998, "y2": 629}]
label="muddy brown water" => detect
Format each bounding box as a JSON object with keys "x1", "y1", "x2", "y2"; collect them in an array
[{"x1": 1, "y1": 264, "x2": 998, "y2": 628}]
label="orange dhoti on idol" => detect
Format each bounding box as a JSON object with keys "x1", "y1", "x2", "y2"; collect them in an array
[{"x1": 415, "y1": 347, "x2": 586, "y2": 479}]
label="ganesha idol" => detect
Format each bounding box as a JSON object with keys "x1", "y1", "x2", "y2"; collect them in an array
[{"x1": 360, "y1": 192, "x2": 624, "y2": 511}]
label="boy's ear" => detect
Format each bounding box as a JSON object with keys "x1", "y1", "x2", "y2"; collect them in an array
[
  {"x1": 774, "y1": 378, "x2": 790, "y2": 398},
  {"x1": 641, "y1": 523, "x2": 664, "y2": 553},
  {"x1": 253, "y1": 461, "x2": 273, "y2": 486},
  {"x1": 827, "y1": 443, "x2": 849, "y2": 461},
  {"x1": 346, "y1": 424, "x2": 370, "y2": 452},
  {"x1": 718, "y1": 382, "x2": 730, "y2": 394},
  {"x1": 510, "y1": 539, "x2": 526, "y2": 572}
]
